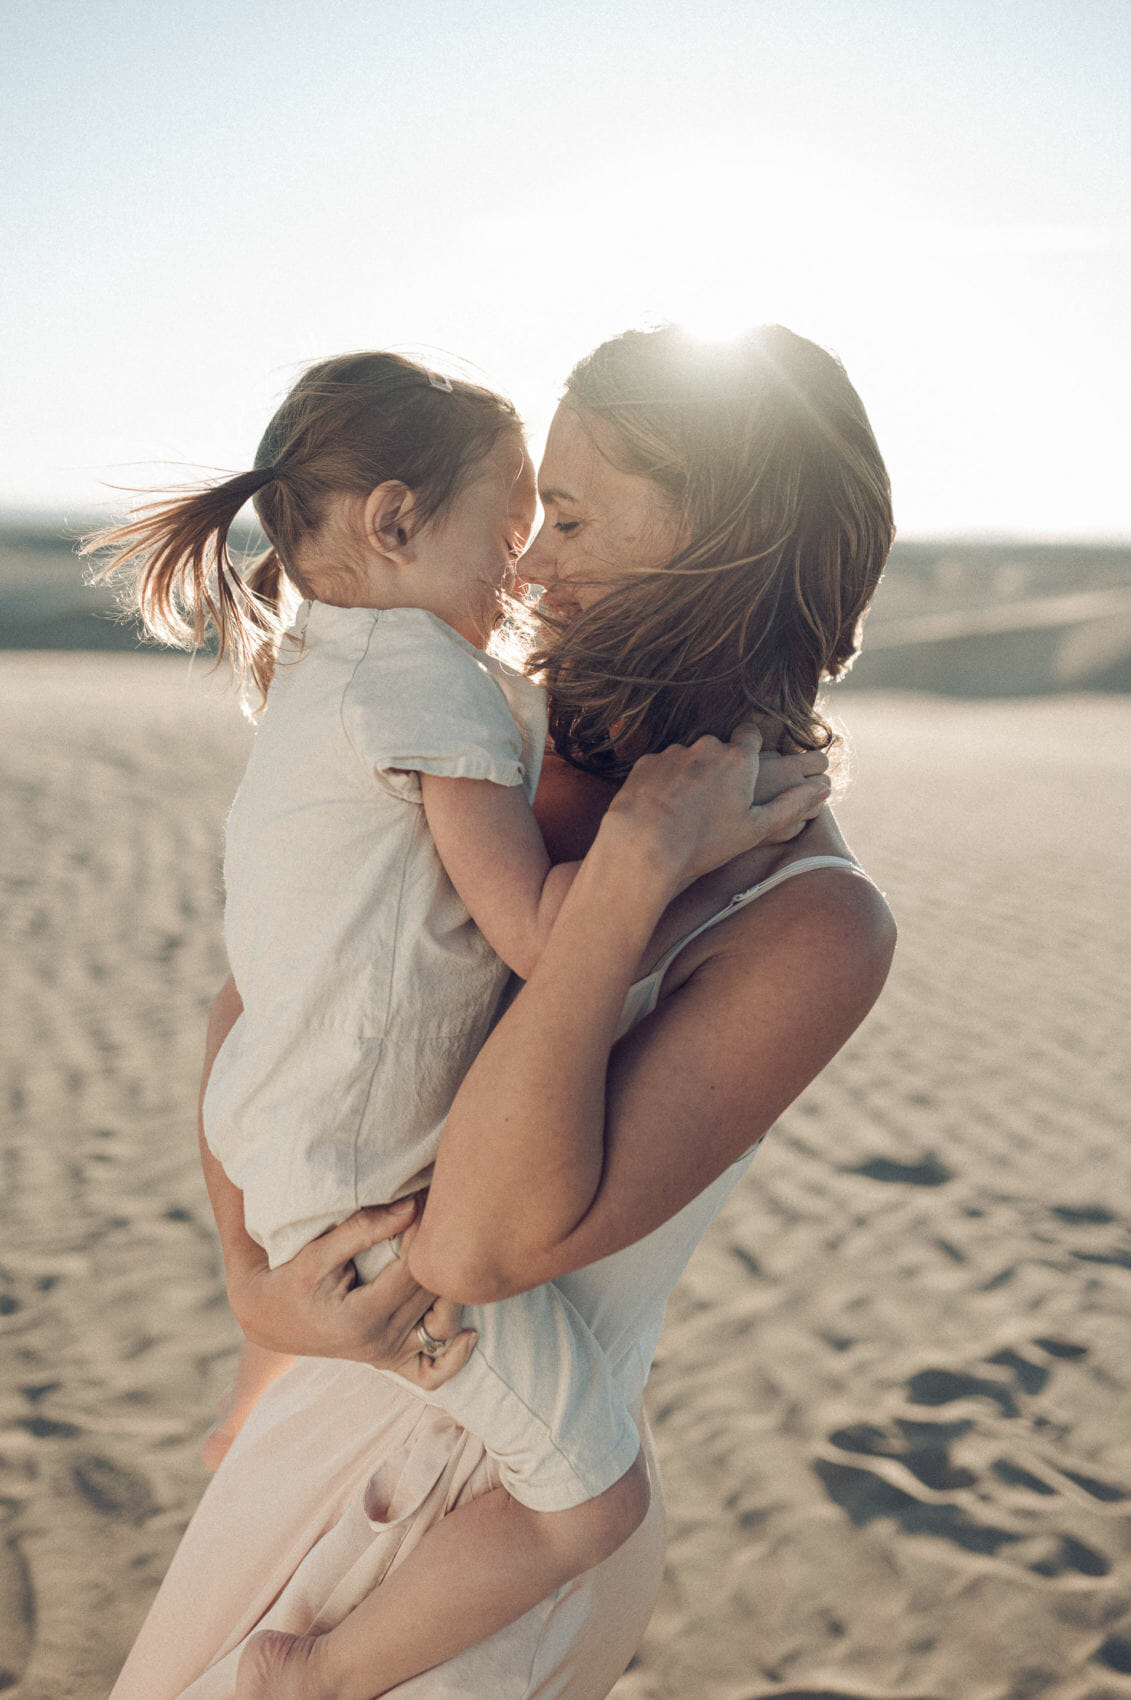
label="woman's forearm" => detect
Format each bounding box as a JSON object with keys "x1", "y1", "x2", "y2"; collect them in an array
[
  {"x1": 412, "y1": 818, "x2": 675, "y2": 1296},
  {"x1": 411, "y1": 735, "x2": 837, "y2": 1300}
]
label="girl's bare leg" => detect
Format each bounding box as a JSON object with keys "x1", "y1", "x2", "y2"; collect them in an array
[
  {"x1": 202, "y1": 1340, "x2": 297, "y2": 1470},
  {"x1": 235, "y1": 1451, "x2": 648, "y2": 1699}
]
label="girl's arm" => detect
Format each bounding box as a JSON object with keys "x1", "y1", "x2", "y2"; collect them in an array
[
  {"x1": 409, "y1": 735, "x2": 895, "y2": 1303},
  {"x1": 419, "y1": 747, "x2": 832, "y2": 982},
  {"x1": 419, "y1": 775, "x2": 575, "y2": 980},
  {"x1": 197, "y1": 979, "x2": 473, "y2": 1385}
]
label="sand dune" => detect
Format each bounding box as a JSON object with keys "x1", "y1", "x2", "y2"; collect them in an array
[
  {"x1": 848, "y1": 587, "x2": 1131, "y2": 695},
  {"x1": 1, "y1": 656, "x2": 1128, "y2": 1699}
]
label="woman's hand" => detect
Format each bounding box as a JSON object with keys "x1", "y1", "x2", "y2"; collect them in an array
[
  {"x1": 196, "y1": 982, "x2": 474, "y2": 1392},
  {"x1": 227, "y1": 1196, "x2": 476, "y2": 1393},
  {"x1": 598, "y1": 726, "x2": 831, "y2": 899}
]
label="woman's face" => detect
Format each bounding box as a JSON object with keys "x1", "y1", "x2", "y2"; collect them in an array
[{"x1": 521, "y1": 403, "x2": 685, "y2": 618}]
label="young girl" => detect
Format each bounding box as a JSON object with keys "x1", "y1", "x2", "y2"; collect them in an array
[{"x1": 93, "y1": 352, "x2": 650, "y2": 1700}]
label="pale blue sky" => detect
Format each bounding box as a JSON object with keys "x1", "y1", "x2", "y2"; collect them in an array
[{"x1": 2, "y1": 0, "x2": 1128, "y2": 534}]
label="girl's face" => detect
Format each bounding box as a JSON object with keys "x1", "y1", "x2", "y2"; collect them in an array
[
  {"x1": 413, "y1": 434, "x2": 537, "y2": 644},
  {"x1": 522, "y1": 404, "x2": 685, "y2": 619}
]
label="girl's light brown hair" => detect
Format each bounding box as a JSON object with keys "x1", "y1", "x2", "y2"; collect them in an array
[
  {"x1": 533, "y1": 324, "x2": 893, "y2": 775},
  {"x1": 86, "y1": 352, "x2": 520, "y2": 708}
]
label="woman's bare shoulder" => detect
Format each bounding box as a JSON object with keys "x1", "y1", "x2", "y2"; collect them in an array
[
  {"x1": 533, "y1": 854, "x2": 897, "y2": 1272},
  {"x1": 659, "y1": 816, "x2": 895, "y2": 1016},
  {"x1": 651, "y1": 863, "x2": 895, "y2": 1132},
  {"x1": 715, "y1": 859, "x2": 895, "y2": 1004}
]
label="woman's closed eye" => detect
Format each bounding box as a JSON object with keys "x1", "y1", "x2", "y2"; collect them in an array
[{"x1": 553, "y1": 520, "x2": 580, "y2": 535}]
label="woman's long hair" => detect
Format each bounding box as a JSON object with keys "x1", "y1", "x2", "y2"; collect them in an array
[
  {"x1": 85, "y1": 353, "x2": 520, "y2": 709},
  {"x1": 532, "y1": 325, "x2": 894, "y2": 775}
]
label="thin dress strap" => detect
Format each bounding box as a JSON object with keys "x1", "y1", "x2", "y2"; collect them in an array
[
  {"x1": 645, "y1": 855, "x2": 873, "y2": 990},
  {"x1": 612, "y1": 855, "x2": 875, "y2": 1120}
]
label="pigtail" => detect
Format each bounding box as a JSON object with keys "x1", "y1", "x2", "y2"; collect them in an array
[
  {"x1": 85, "y1": 468, "x2": 290, "y2": 710},
  {"x1": 240, "y1": 542, "x2": 298, "y2": 688},
  {"x1": 86, "y1": 351, "x2": 520, "y2": 708}
]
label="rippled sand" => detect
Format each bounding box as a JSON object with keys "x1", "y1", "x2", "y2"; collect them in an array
[{"x1": 2, "y1": 655, "x2": 1128, "y2": 1700}]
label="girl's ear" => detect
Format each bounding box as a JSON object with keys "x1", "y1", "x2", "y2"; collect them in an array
[{"x1": 364, "y1": 481, "x2": 418, "y2": 563}]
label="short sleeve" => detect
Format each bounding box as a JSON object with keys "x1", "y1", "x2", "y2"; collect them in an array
[{"x1": 341, "y1": 610, "x2": 527, "y2": 802}]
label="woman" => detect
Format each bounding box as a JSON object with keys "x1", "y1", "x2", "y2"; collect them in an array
[{"x1": 111, "y1": 323, "x2": 896, "y2": 1699}]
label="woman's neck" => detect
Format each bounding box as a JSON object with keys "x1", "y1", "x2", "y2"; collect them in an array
[
  {"x1": 533, "y1": 745, "x2": 848, "y2": 875},
  {"x1": 534, "y1": 743, "x2": 852, "y2": 972},
  {"x1": 532, "y1": 750, "x2": 621, "y2": 865}
]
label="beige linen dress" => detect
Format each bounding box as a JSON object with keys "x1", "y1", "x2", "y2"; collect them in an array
[{"x1": 110, "y1": 857, "x2": 866, "y2": 1699}]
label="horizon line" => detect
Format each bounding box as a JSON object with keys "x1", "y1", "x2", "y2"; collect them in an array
[{"x1": 0, "y1": 506, "x2": 1129, "y2": 551}]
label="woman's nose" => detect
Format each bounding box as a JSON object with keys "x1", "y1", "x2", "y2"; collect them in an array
[{"x1": 520, "y1": 520, "x2": 554, "y2": 579}]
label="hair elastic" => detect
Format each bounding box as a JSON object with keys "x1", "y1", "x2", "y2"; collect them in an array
[{"x1": 427, "y1": 371, "x2": 453, "y2": 392}]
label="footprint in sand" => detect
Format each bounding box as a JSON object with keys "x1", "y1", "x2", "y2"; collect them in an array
[
  {"x1": 1024, "y1": 1532, "x2": 1111, "y2": 1577},
  {"x1": 1092, "y1": 1632, "x2": 1131, "y2": 1677},
  {"x1": 983, "y1": 1347, "x2": 1050, "y2": 1395},
  {"x1": 1056, "y1": 1465, "x2": 1129, "y2": 1504},
  {"x1": 72, "y1": 1453, "x2": 159, "y2": 1523},
  {"x1": 828, "y1": 1417, "x2": 979, "y2": 1492},
  {"x1": 0, "y1": 1527, "x2": 34, "y2": 1691},
  {"x1": 845, "y1": 1152, "x2": 954, "y2": 1187},
  {"x1": 1032, "y1": 1335, "x2": 1088, "y2": 1359},
  {"x1": 991, "y1": 1458, "x2": 1058, "y2": 1496},
  {"x1": 815, "y1": 1337, "x2": 1126, "y2": 1578},
  {"x1": 904, "y1": 1365, "x2": 1021, "y2": 1417},
  {"x1": 812, "y1": 1455, "x2": 1022, "y2": 1556},
  {"x1": 1049, "y1": 1202, "x2": 1131, "y2": 1269},
  {"x1": 748, "y1": 1692, "x2": 944, "y2": 1700}
]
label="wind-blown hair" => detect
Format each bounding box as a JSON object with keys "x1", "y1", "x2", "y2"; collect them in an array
[
  {"x1": 532, "y1": 324, "x2": 893, "y2": 775},
  {"x1": 86, "y1": 352, "x2": 520, "y2": 709}
]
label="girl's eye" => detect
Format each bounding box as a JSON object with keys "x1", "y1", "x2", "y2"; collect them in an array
[{"x1": 553, "y1": 521, "x2": 579, "y2": 535}]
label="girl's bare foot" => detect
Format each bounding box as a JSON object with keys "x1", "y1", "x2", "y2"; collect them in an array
[
  {"x1": 201, "y1": 1347, "x2": 296, "y2": 1469},
  {"x1": 200, "y1": 1400, "x2": 238, "y2": 1468},
  {"x1": 200, "y1": 1390, "x2": 251, "y2": 1470},
  {"x1": 236, "y1": 1630, "x2": 331, "y2": 1699}
]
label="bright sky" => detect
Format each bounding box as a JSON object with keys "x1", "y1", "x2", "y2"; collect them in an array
[{"x1": 2, "y1": 0, "x2": 1128, "y2": 535}]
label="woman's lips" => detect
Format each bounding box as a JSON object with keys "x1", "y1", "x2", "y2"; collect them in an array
[{"x1": 536, "y1": 585, "x2": 582, "y2": 620}]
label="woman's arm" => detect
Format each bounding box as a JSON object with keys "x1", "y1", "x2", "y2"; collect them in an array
[
  {"x1": 197, "y1": 978, "x2": 473, "y2": 1384},
  {"x1": 409, "y1": 737, "x2": 893, "y2": 1303}
]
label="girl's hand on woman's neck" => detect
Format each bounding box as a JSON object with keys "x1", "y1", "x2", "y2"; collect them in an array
[{"x1": 533, "y1": 739, "x2": 833, "y2": 874}]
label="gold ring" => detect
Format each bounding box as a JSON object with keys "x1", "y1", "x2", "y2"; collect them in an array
[{"x1": 415, "y1": 1322, "x2": 450, "y2": 1359}]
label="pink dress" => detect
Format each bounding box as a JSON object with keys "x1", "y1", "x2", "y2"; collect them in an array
[{"x1": 110, "y1": 858, "x2": 866, "y2": 1699}]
